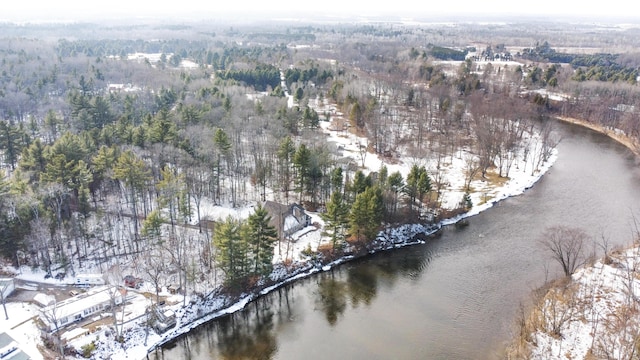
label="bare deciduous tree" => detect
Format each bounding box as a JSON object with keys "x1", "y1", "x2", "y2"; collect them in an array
[
  {"x1": 39, "y1": 300, "x2": 65, "y2": 356},
  {"x1": 539, "y1": 225, "x2": 590, "y2": 277}
]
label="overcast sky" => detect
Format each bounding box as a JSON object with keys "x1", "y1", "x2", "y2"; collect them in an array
[{"x1": 2, "y1": 0, "x2": 637, "y2": 22}]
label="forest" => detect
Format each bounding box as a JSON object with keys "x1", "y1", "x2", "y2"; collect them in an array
[{"x1": 1, "y1": 22, "x2": 640, "y2": 357}]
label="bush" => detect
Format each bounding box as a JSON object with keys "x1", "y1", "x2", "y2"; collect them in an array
[
  {"x1": 81, "y1": 342, "x2": 96, "y2": 358},
  {"x1": 300, "y1": 243, "x2": 314, "y2": 257}
]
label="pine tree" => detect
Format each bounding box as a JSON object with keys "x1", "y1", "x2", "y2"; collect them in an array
[
  {"x1": 0, "y1": 121, "x2": 28, "y2": 170},
  {"x1": 213, "y1": 216, "x2": 248, "y2": 286},
  {"x1": 113, "y1": 150, "x2": 151, "y2": 247},
  {"x1": 404, "y1": 165, "x2": 431, "y2": 210},
  {"x1": 148, "y1": 108, "x2": 177, "y2": 144},
  {"x1": 244, "y1": 204, "x2": 278, "y2": 276},
  {"x1": 141, "y1": 209, "x2": 164, "y2": 242},
  {"x1": 157, "y1": 166, "x2": 187, "y2": 233},
  {"x1": 19, "y1": 139, "x2": 47, "y2": 183},
  {"x1": 386, "y1": 171, "x2": 404, "y2": 215},
  {"x1": 293, "y1": 144, "x2": 311, "y2": 202},
  {"x1": 213, "y1": 128, "x2": 232, "y2": 204},
  {"x1": 349, "y1": 186, "x2": 383, "y2": 243},
  {"x1": 322, "y1": 190, "x2": 349, "y2": 250},
  {"x1": 350, "y1": 170, "x2": 371, "y2": 198},
  {"x1": 277, "y1": 136, "x2": 295, "y2": 203}
]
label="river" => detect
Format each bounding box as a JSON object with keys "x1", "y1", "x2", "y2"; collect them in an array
[{"x1": 154, "y1": 119, "x2": 640, "y2": 360}]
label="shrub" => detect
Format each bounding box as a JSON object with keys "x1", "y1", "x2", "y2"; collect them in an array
[{"x1": 81, "y1": 342, "x2": 96, "y2": 358}]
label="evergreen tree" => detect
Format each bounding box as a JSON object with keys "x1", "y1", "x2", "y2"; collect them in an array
[
  {"x1": 404, "y1": 165, "x2": 431, "y2": 210},
  {"x1": 293, "y1": 144, "x2": 311, "y2": 202},
  {"x1": 330, "y1": 167, "x2": 343, "y2": 192},
  {"x1": 322, "y1": 190, "x2": 350, "y2": 250},
  {"x1": 277, "y1": 136, "x2": 295, "y2": 203},
  {"x1": 302, "y1": 106, "x2": 319, "y2": 129},
  {"x1": 141, "y1": 209, "x2": 164, "y2": 242},
  {"x1": 378, "y1": 165, "x2": 388, "y2": 186},
  {"x1": 349, "y1": 170, "x2": 371, "y2": 200},
  {"x1": 19, "y1": 139, "x2": 47, "y2": 183},
  {"x1": 148, "y1": 108, "x2": 177, "y2": 145},
  {"x1": 41, "y1": 155, "x2": 92, "y2": 202},
  {"x1": 386, "y1": 171, "x2": 404, "y2": 215},
  {"x1": 91, "y1": 145, "x2": 118, "y2": 194},
  {"x1": 349, "y1": 186, "x2": 383, "y2": 243},
  {"x1": 157, "y1": 166, "x2": 187, "y2": 233},
  {"x1": 113, "y1": 150, "x2": 151, "y2": 247},
  {"x1": 0, "y1": 121, "x2": 28, "y2": 170},
  {"x1": 213, "y1": 216, "x2": 248, "y2": 286},
  {"x1": 245, "y1": 204, "x2": 278, "y2": 276},
  {"x1": 213, "y1": 128, "x2": 232, "y2": 203}
]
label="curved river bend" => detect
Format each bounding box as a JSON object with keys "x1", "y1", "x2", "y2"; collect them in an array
[{"x1": 155, "y1": 119, "x2": 640, "y2": 360}]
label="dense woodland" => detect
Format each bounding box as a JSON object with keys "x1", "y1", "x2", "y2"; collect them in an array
[{"x1": 0, "y1": 20, "x2": 639, "y2": 295}]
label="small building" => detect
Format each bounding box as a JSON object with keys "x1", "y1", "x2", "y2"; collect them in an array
[
  {"x1": 152, "y1": 306, "x2": 176, "y2": 333},
  {"x1": 0, "y1": 279, "x2": 15, "y2": 301},
  {"x1": 263, "y1": 201, "x2": 311, "y2": 239},
  {"x1": 39, "y1": 286, "x2": 127, "y2": 332},
  {"x1": 74, "y1": 274, "x2": 106, "y2": 287},
  {"x1": 33, "y1": 293, "x2": 55, "y2": 307},
  {"x1": 123, "y1": 275, "x2": 143, "y2": 289},
  {"x1": 0, "y1": 332, "x2": 30, "y2": 360},
  {"x1": 107, "y1": 83, "x2": 125, "y2": 93},
  {"x1": 166, "y1": 284, "x2": 182, "y2": 295}
]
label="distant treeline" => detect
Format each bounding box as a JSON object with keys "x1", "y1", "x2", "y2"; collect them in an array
[
  {"x1": 218, "y1": 63, "x2": 281, "y2": 91},
  {"x1": 571, "y1": 54, "x2": 638, "y2": 83},
  {"x1": 284, "y1": 67, "x2": 334, "y2": 88},
  {"x1": 521, "y1": 41, "x2": 639, "y2": 84},
  {"x1": 428, "y1": 46, "x2": 467, "y2": 61}
]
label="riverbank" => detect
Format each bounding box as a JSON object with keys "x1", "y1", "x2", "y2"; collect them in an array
[
  {"x1": 502, "y1": 117, "x2": 640, "y2": 359},
  {"x1": 81, "y1": 145, "x2": 560, "y2": 360},
  {"x1": 555, "y1": 116, "x2": 640, "y2": 156},
  {"x1": 507, "y1": 245, "x2": 640, "y2": 359}
]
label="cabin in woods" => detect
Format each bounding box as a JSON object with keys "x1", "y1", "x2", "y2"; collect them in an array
[{"x1": 263, "y1": 201, "x2": 311, "y2": 240}]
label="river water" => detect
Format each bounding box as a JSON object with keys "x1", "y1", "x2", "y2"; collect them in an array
[{"x1": 154, "y1": 119, "x2": 640, "y2": 360}]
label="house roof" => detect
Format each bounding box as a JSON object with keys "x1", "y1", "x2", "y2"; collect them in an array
[
  {"x1": 42, "y1": 286, "x2": 122, "y2": 321},
  {"x1": 284, "y1": 214, "x2": 302, "y2": 233},
  {"x1": 0, "y1": 332, "x2": 30, "y2": 360},
  {"x1": 33, "y1": 293, "x2": 55, "y2": 307},
  {"x1": 263, "y1": 201, "x2": 289, "y2": 217},
  {"x1": 0, "y1": 278, "x2": 13, "y2": 289},
  {"x1": 0, "y1": 332, "x2": 15, "y2": 348},
  {"x1": 263, "y1": 201, "x2": 309, "y2": 237}
]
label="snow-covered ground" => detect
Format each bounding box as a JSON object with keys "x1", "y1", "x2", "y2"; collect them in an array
[
  {"x1": 525, "y1": 247, "x2": 640, "y2": 359},
  {"x1": 0, "y1": 302, "x2": 44, "y2": 360}
]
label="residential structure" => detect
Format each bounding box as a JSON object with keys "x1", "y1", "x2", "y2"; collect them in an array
[
  {"x1": 263, "y1": 201, "x2": 311, "y2": 239},
  {"x1": 0, "y1": 332, "x2": 29, "y2": 360},
  {"x1": 39, "y1": 286, "x2": 127, "y2": 332}
]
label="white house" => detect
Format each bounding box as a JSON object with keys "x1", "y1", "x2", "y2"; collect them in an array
[{"x1": 39, "y1": 286, "x2": 128, "y2": 332}]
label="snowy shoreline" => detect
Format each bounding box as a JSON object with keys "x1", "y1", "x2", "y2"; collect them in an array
[
  {"x1": 147, "y1": 222, "x2": 440, "y2": 353},
  {"x1": 118, "y1": 150, "x2": 560, "y2": 360},
  {"x1": 554, "y1": 115, "x2": 640, "y2": 157}
]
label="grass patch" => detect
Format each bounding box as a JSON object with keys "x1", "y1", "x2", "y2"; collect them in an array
[{"x1": 481, "y1": 169, "x2": 510, "y2": 188}]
